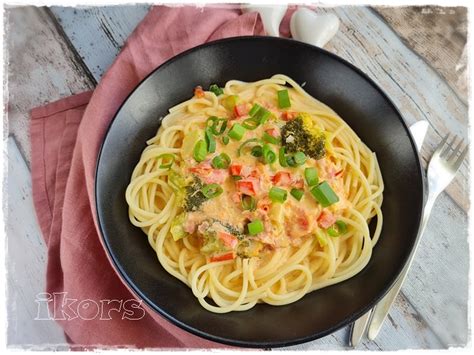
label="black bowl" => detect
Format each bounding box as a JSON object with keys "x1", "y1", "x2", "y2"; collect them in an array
[{"x1": 95, "y1": 37, "x2": 424, "y2": 348}]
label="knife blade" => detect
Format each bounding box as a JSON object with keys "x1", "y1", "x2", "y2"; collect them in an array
[
  {"x1": 349, "y1": 120, "x2": 428, "y2": 347},
  {"x1": 409, "y1": 120, "x2": 429, "y2": 152}
]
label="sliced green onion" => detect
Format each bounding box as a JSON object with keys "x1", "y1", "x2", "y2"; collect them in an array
[
  {"x1": 247, "y1": 219, "x2": 264, "y2": 235},
  {"x1": 277, "y1": 89, "x2": 291, "y2": 108},
  {"x1": 242, "y1": 117, "x2": 260, "y2": 130},
  {"x1": 290, "y1": 188, "x2": 304, "y2": 201},
  {"x1": 212, "y1": 153, "x2": 231, "y2": 169},
  {"x1": 249, "y1": 103, "x2": 263, "y2": 116},
  {"x1": 248, "y1": 103, "x2": 271, "y2": 124},
  {"x1": 237, "y1": 138, "x2": 263, "y2": 156},
  {"x1": 279, "y1": 147, "x2": 288, "y2": 167},
  {"x1": 326, "y1": 220, "x2": 348, "y2": 238},
  {"x1": 205, "y1": 128, "x2": 216, "y2": 153},
  {"x1": 222, "y1": 136, "x2": 230, "y2": 145},
  {"x1": 251, "y1": 145, "x2": 263, "y2": 157},
  {"x1": 286, "y1": 155, "x2": 296, "y2": 167},
  {"x1": 193, "y1": 140, "x2": 207, "y2": 162},
  {"x1": 241, "y1": 195, "x2": 256, "y2": 211},
  {"x1": 304, "y1": 167, "x2": 319, "y2": 186},
  {"x1": 207, "y1": 116, "x2": 227, "y2": 135},
  {"x1": 263, "y1": 132, "x2": 280, "y2": 145},
  {"x1": 315, "y1": 230, "x2": 328, "y2": 247},
  {"x1": 206, "y1": 116, "x2": 218, "y2": 128},
  {"x1": 216, "y1": 119, "x2": 228, "y2": 135},
  {"x1": 157, "y1": 154, "x2": 175, "y2": 169},
  {"x1": 209, "y1": 84, "x2": 224, "y2": 96},
  {"x1": 201, "y1": 183, "x2": 223, "y2": 199},
  {"x1": 254, "y1": 107, "x2": 271, "y2": 124},
  {"x1": 310, "y1": 181, "x2": 339, "y2": 207},
  {"x1": 293, "y1": 151, "x2": 307, "y2": 166},
  {"x1": 228, "y1": 123, "x2": 246, "y2": 141},
  {"x1": 223, "y1": 95, "x2": 239, "y2": 110},
  {"x1": 327, "y1": 226, "x2": 339, "y2": 237},
  {"x1": 232, "y1": 175, "x2": 243, "y2": 181},
  {"x1": 335, "y1": 220, "x2": 347, "y2": 234},
  {"x1": 269, "y1": 187, "x2": 287, "y2": 203},
  {"x1": 262, "y1": 144, "x2": 276, "y2": 164}
]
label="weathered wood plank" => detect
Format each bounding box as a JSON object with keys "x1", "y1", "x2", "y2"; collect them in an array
[
  {"x1": 320, "y1": 6, "x2": 469, "y2": 212},
  {"x1": 289, "y1": 291, "x2": 444, "y2": 350},
  {"x1": 50, "y1": 5, "x2": 150, "y2": 82},
  {"x1": 374, "y1": 6, "x2": 467, "y2": 103},
  {"x1": 6, "y1": 138, "x2": 67, "y2": 348},
  {"x1": 5, "y1": 6, "x2": 95, "y2": 166},
  {"x1": 399, "y1": 192, "x2": 468, "y2": 346}
]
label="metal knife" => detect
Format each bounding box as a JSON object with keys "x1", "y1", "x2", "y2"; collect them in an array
[{"x1": 349, "y1": 120, "x2": 429, "y2": 347}]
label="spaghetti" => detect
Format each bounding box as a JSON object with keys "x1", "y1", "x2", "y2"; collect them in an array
[{"x1": 126, "y1": 75, "x2": 384, "y2": 313}]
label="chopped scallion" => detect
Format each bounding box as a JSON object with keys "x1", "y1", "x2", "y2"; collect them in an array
[
  {"x1": 279, "y1": 147, "x2": 288, "y2": 167},
  {"x1": 205, "y1": 129, "x2": 216, "y2": 153},
  {"x1": 201, "y1": 183, "x2": 223, "y2": 199},
  {"x1": 277, "y1": 89, "x2": 291, "y2": 108},
  {"x1": 237, "y1": 138, "x2": 263, "y2": 156},
  {"x1": 241, "y1": 195, "x2": 257, "y2": 211},
  {"x1": 336, "y1": 220, "x2": 347, "y2": 234},
  {"x1": 193, "y1": 140, "x2": 207, "y2": 162},
  {"x1": 249, "y1": 103, "x2": 263, "y2": 116},
  {"x1": 304, "y1": 167, "x2": 319, "y2": 186},
  {"x1": 254, "y1": 107, "x2": 271, "y2": 123},
  {"x1": 286, "y1": 155, "x2": 297, "y2": 167},
  {"x1": 242, "y1": 117, "x2": 260, "y2": 130},
  {"x1": 212, "y1": 153, "x2": 231, "y2": 169},
  {"x1": 247, "y1": 219, "x2": 264, "y2": 235},
  {"x1": 328, "y1": 220, "x2": 348, "y2": 237},
  {"x1": 251, "y1": 145, "x2": 263, "y2": 157},
  {"x1": 290, "y1": 188, "x2": 304, "y2": 201},
  {"x1": 310, "y1": 181, "x2": 339, "y2": 207},
  {"x1": 262, "y1": 144, "x2": 276, "y2": 164},
  {"x1": 327, "y1": 226, "x2": 339, "y2": 237},
  {"x1": 157, "y1": 154, "x2": 175, "y2": 169},
  {"x1": 228, "y1": 123, "x2": 246, "y2": 141},
  {"x1": 269, "y1": 187, "x2": 287, "y2": 203},
  {"x1": 207, "y1": 116, "x2": 227, "y2": 135},
  {"x1": 293, "y1": 151, "x2": 307, "y2": 166},
  {"x1": 248, "y1": 103, "x2": 271, "y2": 124},
  {"x1": 209, "y1": 84, "x2": 224, "y2": 96},
  {"x1": 263, "y1": 132, "x2": 280, "y2": 145}
]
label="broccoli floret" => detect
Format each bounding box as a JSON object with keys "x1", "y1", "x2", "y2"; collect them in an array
[
  {"x1": 203, "y1": 219, "x2": 244, "y2": 239},
  {"x1": 281, "y1": 115, "x2": 326, "y2": 160},
  {"x1": 184, "y1": 176, "x2": 207, "y2": 212},
  {"x1": 170, "y1": 213, "x2": 188, "y2": 241},
  {"x1": 198, "y1": 219, "x2": 243, "y2": 254},
  {"x1": 237, "y1": 239, "x2": 264, "y2": 258}
]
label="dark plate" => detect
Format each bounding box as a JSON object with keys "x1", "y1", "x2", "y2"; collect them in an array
[{"x1": 95, "y1": 37, "x2": 424, "y2": 348}]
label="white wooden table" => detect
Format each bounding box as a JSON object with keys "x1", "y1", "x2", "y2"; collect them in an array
[{"x1": 5, "y1": 5, "x2": 469, "y2": 350}]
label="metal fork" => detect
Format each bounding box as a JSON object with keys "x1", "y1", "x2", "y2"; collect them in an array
[{"x1": 358, "y1": 133, "x2": 468, "y2": 342}]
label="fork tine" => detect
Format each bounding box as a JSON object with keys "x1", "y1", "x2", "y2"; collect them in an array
[
  {"x1": 452, "y1": 144, "x2": 468, "y2": 171},
  {"x1": 434, "y1": 133, "x2": 450, "y2": 156},
  {"x1": 449, "y1": 137, "x2": 464, "y2": 162},
  {"x1": 441, "y1": 136, "x2": 456, "y2": 158}
]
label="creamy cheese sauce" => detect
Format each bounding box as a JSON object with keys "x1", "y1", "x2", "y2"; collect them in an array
[{"x1": 181, "y1": 98, "x2": 350, "y2": 257}]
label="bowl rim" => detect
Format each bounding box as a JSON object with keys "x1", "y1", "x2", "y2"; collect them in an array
[{"x1": 94, "y1": 35, "x2": 426, "y2": 348}]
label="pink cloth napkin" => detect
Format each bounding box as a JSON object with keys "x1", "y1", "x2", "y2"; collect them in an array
[{"x1": 30, "y1": 5, "x2": 294, "y2": 349}]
